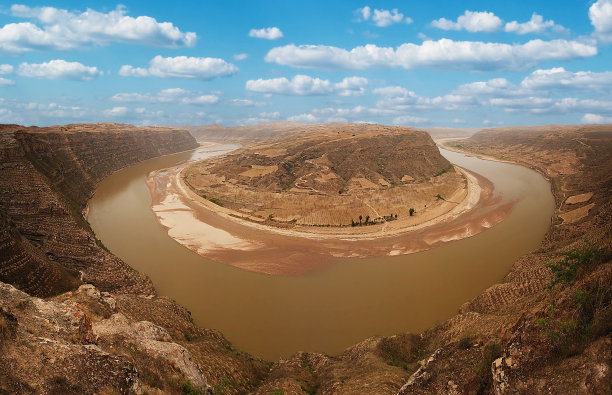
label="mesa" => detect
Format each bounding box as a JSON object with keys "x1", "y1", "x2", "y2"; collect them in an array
[{"x1": 182, "y1": 124, "x2": 469, "y2": 236}]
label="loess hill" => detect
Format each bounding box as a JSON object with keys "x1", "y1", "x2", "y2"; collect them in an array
[
  {"x1": 184, "y1": 124, "x2": 463, "y2": 229},
  {"x1": 0, "y1": 122, "x2": 610, "y2": 393}
]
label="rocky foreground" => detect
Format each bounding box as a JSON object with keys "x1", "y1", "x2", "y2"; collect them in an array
[{"x1": 0, "y1": 123, "x2": 611, "y2": 394}]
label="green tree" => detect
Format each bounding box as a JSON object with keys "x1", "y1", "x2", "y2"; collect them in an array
[
  {"x1": 359, "y1": 215, "x2": 362, "y2": 224},
  {"x1": 409, "y1": 208, "x2": 415, "y2": 216}
]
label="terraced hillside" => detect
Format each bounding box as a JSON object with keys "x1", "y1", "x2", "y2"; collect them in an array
[{"x1": 184, "y1": 124, "x2": 463, "y2": 229}]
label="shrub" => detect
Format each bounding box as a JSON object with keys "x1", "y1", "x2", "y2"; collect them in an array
[
  {"x1": 458, "y1": 335, "x2": 472, "y2": 349},
  {"x1": 300, "y1": 383, "x2": 320, "y2": 395},
  {"x1": 546, "y1": 246, "x2": 597, "y2": 286}
]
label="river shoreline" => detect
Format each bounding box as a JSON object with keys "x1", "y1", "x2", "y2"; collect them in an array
[{"x1": 144, "y1": 143, "x2": 515, "y2": 275}]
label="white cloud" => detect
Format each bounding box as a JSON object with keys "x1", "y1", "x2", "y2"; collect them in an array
[
  {"x1": 452, "y1": 118, "x2": 467, "y2": 124},
  {"x1": 287, "y1": 113, "x2": 319, "y2": 123},
  {"x1": 334, "y1": 76, "x2": 369, "y2": 96},
  {"x1": 372, "y1": 8, "x2": 412, "y2": 27},
  {"x1": 490, "y1": 97, "x2": 612, "y2": 114},
  {"x1": 265, "y1": 39, "x2": 596, "y2": 72},
  {"x1": 356, "y1": 6, "x2": 412, "y2": 27},
  {"x1": 227, "y1": 98, "x2": 265, "y2": 107},
  {"x1": 520, "y1": 67, "x2": 612, "y2": 91},
  {"x1": 119, "y1": 55, "x2": 238, "y2": 79},
  {"x1": 357, "y1": 6, "x2": 371, "y2": 21},
  {"x1": 453, "y1": 78, "x2": 530, "y2": 97},
  {"x1": 111, "y1": 88, "x2": 219, "y2": 105},
  {"x1": 590, "y1": 0, "x2": 612, "y2": 42},
  {"x1": 582, "y1": 113, "x2": 612, "y2": 123},
  {"x1": 431, "y1": 11, "x2": 502, "y2": 32},
  {"x1": 504, "y1": 13, "x2": 566, "y2": 35},
  {"x1": 17, "y1": 59, "x2": 102, "y2": 80},
  {"x1": 286, "y1": 105, "x2": 396, "y2": 124},
  {"x1": 238, "y1": 111, "x2": 280, "y2": 125},
  {"x1": 104, "y1": 106, "x2": 129, "y2": 117},
  {"x1": 233, "y1": 53, "x2": 248, "y2": 61},
  {"x1": 0, "y1": 64, "x2": 13, "y2": 74},
  {"x1": 248, "y1": 27, "x2": 283, "y2": 40},
  {"x1": 246, "y1": 75, "x2": 367, "y2": 96},
  {"x1": 1, "y1": 4, "x2": 195, "y2": 54},
  {"x1": 0, "y1": 77, "x2": 14, "y2": 85},
  {"x1": 392, "y1": 115, "x2": 429, "y2": 125}
]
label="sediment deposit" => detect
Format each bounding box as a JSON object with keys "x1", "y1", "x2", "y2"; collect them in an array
[{"x1": 1, "y1": 123, "x2": 610, "y2": 394}]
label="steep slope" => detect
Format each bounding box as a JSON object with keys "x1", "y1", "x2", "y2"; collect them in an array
[
  {"x1": 0, "y1": 123, "x2": 198, "y2": 296},
  {"x1": 184, "y1": 124, "x2": 460, "y2": 229},
  {"x1": 1, "y1": 122, "x2": 610, "y2": 394}
]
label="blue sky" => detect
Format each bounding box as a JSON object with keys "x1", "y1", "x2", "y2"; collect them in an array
[{"x1": 1, "y1": 0, "x2": 612, "y2": 127}]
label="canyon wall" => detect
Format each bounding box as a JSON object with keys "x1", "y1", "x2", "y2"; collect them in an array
[{"x1": 0, "y1": 123, "x2": 198, "y2": 297}]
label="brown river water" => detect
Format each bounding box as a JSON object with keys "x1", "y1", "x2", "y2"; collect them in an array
[{"x1": 88, "y1": 143, "x2": 554, "y2": 361}]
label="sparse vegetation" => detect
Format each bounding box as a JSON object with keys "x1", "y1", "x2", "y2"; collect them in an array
[
  {"x1": 208, "y1": 197, "x2": 222, "y2": 206},
  {"x1": 458, "y1": 334, "x2": 473, "y2": 349},
  {"x1": 433, "y1": 167, "x2": 451, "y2": 177},
  {"x1": 546, "y1": 245, "x2": 597, "y2": 287},
  {"x1": 300, "y1": 383, "x2": 320, "y2": 395},
  {"x1": 181, "y1": 380, "x2": 201, "y2": 395},
  {"x1": 409, "y1": 208, "x2": 415, "y2": 216},
  {"x1": 474, "y1": 342, "x2": 502, "y2": 393}
]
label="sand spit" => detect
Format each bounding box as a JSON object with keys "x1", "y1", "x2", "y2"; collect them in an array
[{"x1": 145, "y1": 143, "x2": 514, "y2": 275}]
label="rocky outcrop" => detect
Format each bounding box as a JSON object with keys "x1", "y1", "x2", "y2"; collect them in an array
[
  {"x1": 1, "y1": 122, "x2": 610, "y2": 394},
  {"x1": 0, "y1": 281, "x2": 213, "y2": 394},
  {"x1": 0, "y1": 123, "x2": 197, "y2": 297}
]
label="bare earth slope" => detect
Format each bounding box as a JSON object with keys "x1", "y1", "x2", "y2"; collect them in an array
[
  {"x1": 1, "y1": 123, "x2": 610, "y2": 394},
  {"x1": 0, "y1": 123, "x2": 197, "y2": 296},
  {"x1": 183, "y1": 124, "x2": 461, "y2": 232}
]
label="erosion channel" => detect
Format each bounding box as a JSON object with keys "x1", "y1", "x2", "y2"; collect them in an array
[{"x1": 88, "y1": 143, "x2": 554, "y2": 361}]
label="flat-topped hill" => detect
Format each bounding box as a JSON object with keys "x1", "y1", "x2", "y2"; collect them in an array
[{"x1": 184, "y1": 124, "x2": 466, "y2": 230}]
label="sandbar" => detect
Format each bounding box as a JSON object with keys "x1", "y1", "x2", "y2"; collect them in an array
[{"x1": 145, "y1": 143, "x2": 514, "y2": 275}]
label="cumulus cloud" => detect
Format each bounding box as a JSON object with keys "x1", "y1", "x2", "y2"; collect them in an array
[
  {"x1": 0, "y1": 64, "x2": 13, "y2": 74},
  {"x1": 119, "y1": 55, "x2": 238, "y2": 79},
  {"x1": 287, "y1": 113, "x2": 319, "y2": 123},
  {"x1": 392, "y1": 115, "x2": 429, "y2": 125},
  {"x1": 248, "y1": 27, "x2": 283, "y2": 40},
  {"x1": 0, "y1": 77, "x2": 14, "y2": 85},
  {"x1": 582, "y1": 113, "x2": 612, "y2": 123},
  {"x1": 246, "y1": 75, "x2": 367, "y2": 96},
  {"x1": 104, "y1": 106, "x2": 129, "y2": 117},
  {"x1": 356, "y1": 6, "x2": 412, "y2": 27},
  {"x1": 453, "y1": 78, "x2": 531, "y2": 97},
  {"x1": 505, "y1": 13, "x2": 567, "y2": 34},
  {"x1": 111, "y1": 88, "x2": 219, "y2": 105},
  {"x1": 265, "y1": 39, "x2": 597, "y2": 72},
  {"x1": 589, "y1": 0, "x2": 612, "y2": 42},
  {"x1": 431, "y1": 11, "x2": 502, "y2": 32},
  {"x1": 227, "y1": 98, "x2": 266, "y2": 107},
  {"x1": 286, "y1": 105, "x2": 398, "y2": 124},
  {"x1": 489, "y1": 97, "x2": 612, "y2": 114},
  {"x1": 1, "y1": 4, "x2": 196, "y2": 54},
  {"x1": 374, "y1": 85, "x2": 478, "y2": 111},
  {"x1": 233, "y1": 53, "x2": 248, "y2": 61},
  {"x1": 17, "y1": 59, "x2": 102, "y2": 80},
  {"x1": 238, "y1": 111, "x2": 280, "y2": 125},
  {"x1": 520, "y1": 67, "x2": 612, "y2": 91}
]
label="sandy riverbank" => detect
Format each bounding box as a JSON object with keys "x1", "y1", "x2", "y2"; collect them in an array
[{"x1": 143, "y1": 143, "x2": 515, "y2": 275}]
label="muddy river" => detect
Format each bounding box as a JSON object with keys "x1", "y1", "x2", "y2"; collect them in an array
[{"x1": 88, "y1": 143, "x2": 554, "y2": 360}]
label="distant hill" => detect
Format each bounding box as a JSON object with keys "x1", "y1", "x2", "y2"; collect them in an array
[{"x1": 174, "y1": 123, "x2": 480, "y2": 144}]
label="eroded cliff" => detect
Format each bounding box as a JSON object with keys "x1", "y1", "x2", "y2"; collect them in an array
[
  {"x1": 0, "y1": 123, "x2": 198, "y2": 296},
  {"x1": 1, "y1": 123, "x2": 610, "y2": 394}
]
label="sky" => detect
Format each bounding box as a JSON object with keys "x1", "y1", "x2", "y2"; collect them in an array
[{"x1": 1, "y1": 0, "x2": 612, "y2": 127}]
